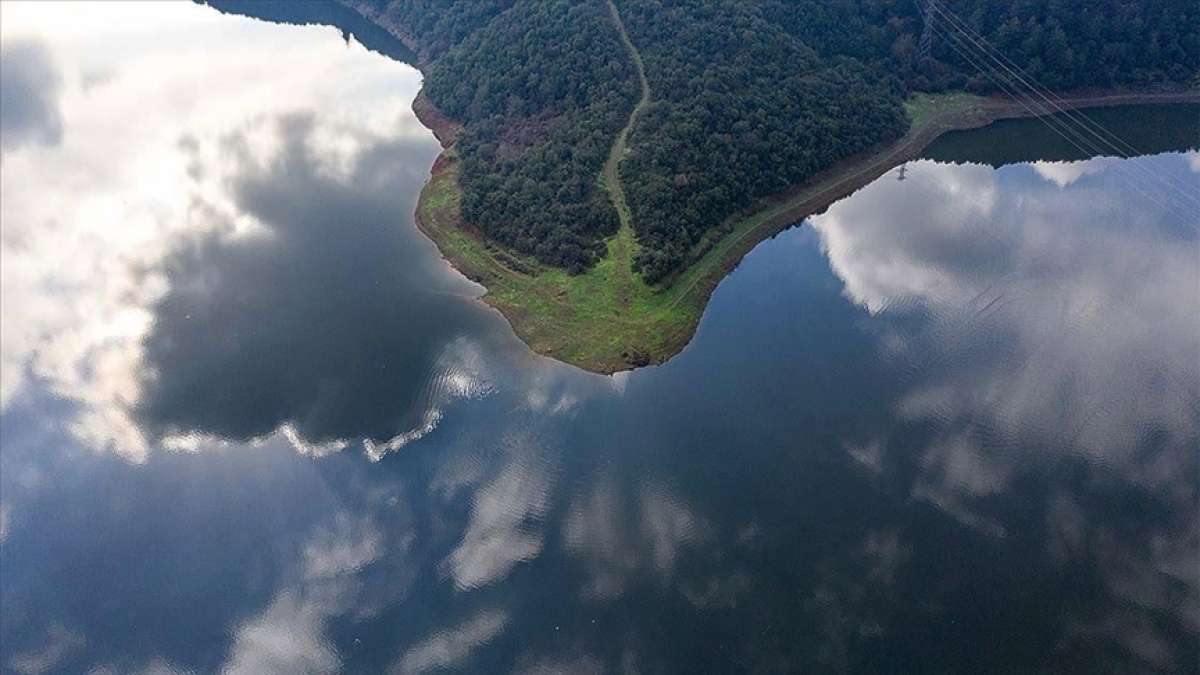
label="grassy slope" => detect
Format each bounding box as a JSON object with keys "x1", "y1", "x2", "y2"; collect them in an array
[
  {"x1": 419, "y1": 152, "x2": 695, "y2": 373},
  {"x1": 592, "y1": 0, "x2": 649, "y2": 324}
]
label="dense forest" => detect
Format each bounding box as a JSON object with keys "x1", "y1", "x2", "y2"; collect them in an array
[
  {"x1": 617, "y1": 0, "x2": 908, "y2": 280},
  {"x1": 426, "y1": 1, "x2": 638, "y2": 271},
  {"x1": 763, "y1": 0, "x2": 1200, "y2": 91},
  {"x1": 380, "y1": 0, "x2": 511, "y2": 60},
  {"x1": 358, "y1": 0, "x2": 637, "y2": 271},
  {"x1": 352, "y1": 0, "x2": 1199, "y2": 281}
]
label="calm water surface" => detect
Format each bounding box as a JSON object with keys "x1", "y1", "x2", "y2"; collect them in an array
[{"x1": 1, "y1": 4, "x2": 1198, "y2": 674}]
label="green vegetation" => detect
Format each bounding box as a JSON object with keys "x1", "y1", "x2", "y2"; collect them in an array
[
  {"x1": 415, "y1": 90, "x2": 989, "y2": 371},
  {"x1": 904, "y1": 92, "x2": 987, "y2": 127},
  {"x1": 417, "y1": 153, "x2": 697, "y2": 372},
  {"x1": 417, "y1": 0, "x2": 637, "y2": 272},
  {"x1": 617, "y1": 0, "x2": 909, "y2": 282},
  {"x1": 354, "y1": 0, "x2": 1199, "y2": 370},
  {"x1": 761, "y1": 0, "x2": 1200, "y2": 91},
  {"x1": 598, "y1": 0, "x2": 649, "y2": 244},
  {"x1": 414, "y1": 88, "x2": 1200, "y2": 372},
  {"x1": 365, "y1": 0, "x2": 1199, "y2": 283},
  {"x1": 379, "y1": 1, "x2": 510, "y2": 60}
]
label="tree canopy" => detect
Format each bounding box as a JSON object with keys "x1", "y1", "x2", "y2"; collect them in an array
[{"x1": 366, "y1": 0, "x2": 1198, "y2": 280}]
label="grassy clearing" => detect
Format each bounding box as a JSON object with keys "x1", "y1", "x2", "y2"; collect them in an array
[
  {"x1": 418, "y1": 155, "x2": 698, "y2": 372},
  {"x1": 904, "y1": 91, "x2": 987, "y2": 127},
  {"x1": 417, "y1": 92, "x2": 993, "y2": 373}
]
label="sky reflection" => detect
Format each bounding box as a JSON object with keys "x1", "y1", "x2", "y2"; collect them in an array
[
  {"x1": 0, "y1": 0, "x2": 511, "y2": 463},
  {"x1": 812, "y1": 155, "x2": 1198, "y2": 478},
  {"x1": 1, "y1": 3, "x2": 1198, "y2": 673}
]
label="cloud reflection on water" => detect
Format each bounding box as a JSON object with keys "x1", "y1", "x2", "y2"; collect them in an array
[
  {"x1": 133, "y1": 112, "x2": 500, "y2": 455},
  {"x1": 443, "y1": 441, "x2": 556, "y2": 591},
  {"x1": 391, "y1": 609, "x2": 509, "y2": 675},
  {"x1": 0, "y1": 3, "x2": 521, "y2": 463},
  {"x1": 813, "y1": 157, "x2": 1198, "y2": 469},
  {"x1": 0, "y1": 39, "x2": 64, "y2": 151},
  {"x1": 2, "y1": 2, "x2": 1199, "y2": 673},
  {"x1": 810, "y1": 154, "x2": 1199, "y2": 668}
]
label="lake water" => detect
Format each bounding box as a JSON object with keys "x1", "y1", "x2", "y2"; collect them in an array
[{"x1": 1, "y1": 4, "x2": 1198, "y2": 674}]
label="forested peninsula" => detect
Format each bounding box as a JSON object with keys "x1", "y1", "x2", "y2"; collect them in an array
[{"x1": 337, "y1": 0, "x2": 1198, "y2": 372}]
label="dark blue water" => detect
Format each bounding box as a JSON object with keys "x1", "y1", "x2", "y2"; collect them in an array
[{"x1": 2, "y1": 4, "x2": 1198, "y2": 674}]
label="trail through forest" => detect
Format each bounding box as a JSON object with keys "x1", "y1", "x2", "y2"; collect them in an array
[{"x1": 601, "y1": 0, "x2": 650, "y2": 304}]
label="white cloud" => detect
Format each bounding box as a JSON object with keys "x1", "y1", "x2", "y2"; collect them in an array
[
  {"x1": 679, "y1": 571, "x2": 751, "y2": 609},
  {"x1": 0, "y1": 2, "x2": 425, "y2": 461},
  {"x1": 364, "y1": 337, "x2": 494, "y2": 461},
  {"x1": 429, "y1": 452, "x2": 488, "y2": 502},
  {"x1": 563, "y1": 478, "x2": 639, "y2": 599},
  {"x1": 1030, "y1": 157, "x2": 1116, "y2": 187},
  {"x1": 302, "y1": 512, "x2": 384, "y2": 580},
  {"x1": 512, "y1": 653, "x2": 604, "y2": 675},
  {"x1": 392, "y1": 610, "x2": 509, "y2": 675},
  {"x1": 87, "y1": 657, "x2": 195, "y2": 675},
  {"x1": 842, "y1": 438, "x2": 885, "y2": 475},
  {"x1": 221, "y1": 512, "x2": 388, "y2": 675},
  {"x1": 518, "y1": 356, "x2": 603, "y2": 416},
  {"x1": 9, "y1": 624, "x2": 86, "y2": 675},
  {"x1": 220, "y1": 589, "x2": 343, "y2": 675},
  {"x1": 443, "y1": 449, "x2": 554, "y2": 590},
  {"x1": 813, "y1": 161, "x2": 1000, "y2": 315},
  {"x1": 639, "y1": 485, "x2": 709, "y2": 579},
  {"x1": 564, "y1": 480, "x2": 713, "y2": 599},
  {"x1": 1183, "y1": 150, "x2": 1199, "y2": 173},
  {"x1": 282, "y1": 425, "x2": 350, "y2": 459},
  {"x1": 812, "y1": 155, "x2": 1199, "y2": 512},
  {"x1": 860, "y1": 529, "x2": 910, "y2": 586},
  {"x1": 913, "y1": 433, "x2": 1013, "y2": 498}
]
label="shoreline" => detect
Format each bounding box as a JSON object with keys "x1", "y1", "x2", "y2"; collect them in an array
[
  {"x1": 330, "y1": 0, "x2": 1200, "y2": 374},
  {"x1": 410, "y1": 87, "x2": 1199, "y2": 374},
  {"x1": 653, "y1": 89, "x2": 1200, "y2": 313}
]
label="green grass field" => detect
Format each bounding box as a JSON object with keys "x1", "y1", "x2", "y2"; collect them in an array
[
  {"x1": 904, "y1": 91, "x2": 987, "y2": 127},
  {"x1": 417, "y1": 153, "x2": 700, "y2": 372}
]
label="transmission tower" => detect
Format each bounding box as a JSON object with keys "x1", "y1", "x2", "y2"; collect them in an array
[{"x1": 918, "y1": 0, "x2": 935, "y2": 66}]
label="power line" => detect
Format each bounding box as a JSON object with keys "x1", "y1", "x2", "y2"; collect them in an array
[
  {"x1": 917, "y1": 2, "x2": 1198, "y2": 225},
  {"x1": 926, "y1": 17, "x2": 1195, "y2": 226},
  {"x1": 924, "y1": 0, "x2": 1200, "y2": 204},
  {"x1": 922, "y1": 0, "x2": 1200, "y2": 210}
]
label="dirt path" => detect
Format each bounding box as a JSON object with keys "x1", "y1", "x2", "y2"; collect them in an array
[{"x1": 600, "y1": 0, "x2": 650, "y2": 299}]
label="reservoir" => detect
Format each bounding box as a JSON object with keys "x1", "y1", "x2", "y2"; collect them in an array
[{"x1": 1, "y1": 3, "x2": 1197, "y2": 673}]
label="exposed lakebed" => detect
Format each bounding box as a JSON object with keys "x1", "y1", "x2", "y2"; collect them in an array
[{"x1": 1, "y1": 4, "x2": 1197, "y2": 673}]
